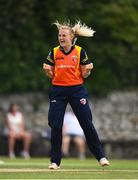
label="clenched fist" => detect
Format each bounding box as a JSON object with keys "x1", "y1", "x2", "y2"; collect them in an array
[
  {"x1": 80, "y1": 63, "x2": 93, "y2": 78},
  {"x1": 43, "y1": 63, "x2": 54, "y2": 78}
]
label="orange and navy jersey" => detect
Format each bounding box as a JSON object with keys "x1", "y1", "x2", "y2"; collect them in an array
[{"x1": 46, "y1": 45, "x2": 91, "y2": 86}]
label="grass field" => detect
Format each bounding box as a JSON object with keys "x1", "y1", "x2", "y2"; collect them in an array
[{"x1": 0, "y1": 157, "x2": 138, "y2": 179}]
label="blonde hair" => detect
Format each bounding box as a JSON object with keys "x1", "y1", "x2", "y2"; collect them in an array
[{"x1": 53, "y1": 20, "x2": 95, "y2": 37}]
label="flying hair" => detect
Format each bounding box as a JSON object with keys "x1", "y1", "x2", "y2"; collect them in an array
[
  {"x1": 53, "y1": 20, "x2": 95, "y2": 37},
  {"x1": 72, "y1": 20, "x2": 95, "y2": 37}
]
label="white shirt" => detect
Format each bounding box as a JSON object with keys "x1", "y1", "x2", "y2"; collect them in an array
[
  {"x1": 6, "y1": 112, "x2": 23, "y2": 133},
  {"x1": 63, "y1": 112, "x2": 84, "y2": 136}
]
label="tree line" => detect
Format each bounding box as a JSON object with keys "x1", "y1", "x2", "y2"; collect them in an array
[{"x1": 0, "y1": 0, "x2": 138, "y2": 96}]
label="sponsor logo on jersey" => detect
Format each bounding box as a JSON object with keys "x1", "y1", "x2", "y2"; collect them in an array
[
  {"x1": 51, "y1": 100, "x2": 56, "y2": 103},
  {"x1": 80, "y1": 98, "x2": 87, "y2": 105},
  {"x1": 57, "y1": 64, "x2": 75, "y2": 69},
  {"x1": 56, "y1": 56, "x2": 64, "y2": 60}
]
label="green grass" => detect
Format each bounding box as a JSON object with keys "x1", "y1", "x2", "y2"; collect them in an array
[{"x1": 0, "y1": 157, "x2": 138, "y2": 179}]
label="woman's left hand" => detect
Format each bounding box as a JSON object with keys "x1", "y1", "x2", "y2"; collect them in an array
[{"x1": 81, "y1": 63, "x2": 93, "y2": 78}]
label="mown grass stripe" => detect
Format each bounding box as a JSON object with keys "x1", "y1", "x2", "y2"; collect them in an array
[{"x1": 0, "y1": 168, "x2": 138, "y2": 173}]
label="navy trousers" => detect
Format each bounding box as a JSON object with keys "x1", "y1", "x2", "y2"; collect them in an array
[{"x1": 48, "y1": 85, "x2": 104, "y2": 166}]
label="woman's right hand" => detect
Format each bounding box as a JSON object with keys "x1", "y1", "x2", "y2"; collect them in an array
[{"x1": 43, "y1": 63, "x2": 54, "y2": 78}]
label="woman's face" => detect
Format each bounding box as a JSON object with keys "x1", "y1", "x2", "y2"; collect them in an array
[
  {"x1": 58, "y1": 28, "x2": 74, "y2": 49},
  {"x1": 11, "y1": 104, "x2": 18, "y2": 113}
]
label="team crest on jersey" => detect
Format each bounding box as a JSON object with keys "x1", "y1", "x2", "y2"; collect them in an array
[
  {"x1": 72, "y1": 55, "x2": 78, "y2": 62},
  {"x1": 80, "y1": 98, "x2": 87, "y2": 105}
]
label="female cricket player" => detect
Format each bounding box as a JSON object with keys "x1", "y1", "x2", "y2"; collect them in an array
[{"x1": 43, "y1": 20, "x2": 109, "y2": 169}]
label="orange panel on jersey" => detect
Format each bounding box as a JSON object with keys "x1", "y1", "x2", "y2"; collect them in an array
[{"x1": 52, "y1": 46, "x2": 83, "y2": 86}]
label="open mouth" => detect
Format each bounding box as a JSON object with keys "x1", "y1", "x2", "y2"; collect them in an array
[
  {"x1": 60, "y1": 40, "x2": 65, "y2": 43},
  {"x1": 60, "y1": 41, "x2": 66, "y2": 46}
]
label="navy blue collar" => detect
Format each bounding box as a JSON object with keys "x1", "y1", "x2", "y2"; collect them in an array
[{"x1": 59, "y1": 45, "x2": 75, "y2": 55}]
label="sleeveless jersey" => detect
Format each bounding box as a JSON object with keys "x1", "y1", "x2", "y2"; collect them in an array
[{"x1": 52, "y1": 45, "x2": 83, "y2": 86}]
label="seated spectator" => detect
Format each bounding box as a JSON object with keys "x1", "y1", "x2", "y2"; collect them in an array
[
  {"x1": 5, "y1": 103, "x2": 32, "y2": 159},
  {"x1": 62, "y1": 110, "x2": 86, "y2": 160}
]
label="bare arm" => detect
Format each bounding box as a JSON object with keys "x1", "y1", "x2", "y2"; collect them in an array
[
  {"x1": 20, "y1": 115, "x2": 25, "y2": 131},
  {"x1": 5, "y1": 118, "x2": 12, "y2": 131}
]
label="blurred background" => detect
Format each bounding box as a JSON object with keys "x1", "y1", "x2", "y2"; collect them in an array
[{"x1": 0, "y1": 0, "x2": 138, "y2": 159}]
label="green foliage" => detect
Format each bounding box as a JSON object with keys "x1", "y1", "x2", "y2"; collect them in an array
[{"x1": 0, "y1": 0, "x2": 138, "y2": 96}]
